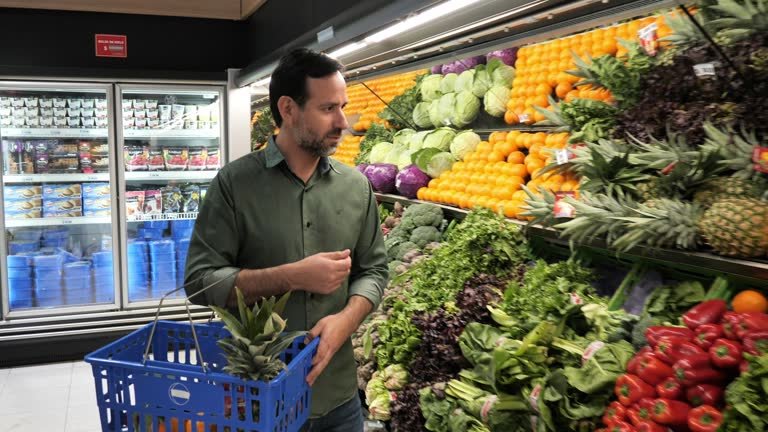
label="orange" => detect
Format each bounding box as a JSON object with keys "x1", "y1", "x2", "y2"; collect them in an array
[
  {"x1": 555, "y1": 82, "x2": 573, "y2": 99},
  {"x1": 494, "y1": 186, "x2": 515, "y2": 200},
  {"x1": 512, "y1": 190, "x2": 528, "y2": 201},
  {"x1": 428, "y1": 179, "x2": 442, "y2": 189},
  {"x1": 507, "y1": 151, "x2": 525, "y2": 164},
  {"x1": 533, "y1": 110, "x2": 547, "y2": 123},
  {"x1": 732, "y1": 290, "x2": 768, "y2": 313},
  {"x1": 509, "y1": 164, "x2": 528, "y2": 178},
  {"x1": 477, "y1": 141, "x2": 493, "y2": 153},
  {"x1": 508, "y1": 175, "x2": 526, "y2": 188},
  {"x1": 532, "y1": 95, "x2": 549, "y2": 108},
  {"x1": 416, "y1": 188, "x2": 426, "y2": 200},
  {"x1": 535, "y1": 83, "x2": 553, "y2": 96},
  {"x1": 532, "y1": 132, "x2": 548, "y2": 145},
  {"x1": 452, "y1": 161, "x2": 466, "y2": 172},
  {"x1": 506, "y1": 131, "x2": 521, "y2": 146}
]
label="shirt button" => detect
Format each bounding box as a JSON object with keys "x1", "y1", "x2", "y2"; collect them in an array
[{"x1": 308, "y1": 293, "x2": 314, "y2": 300}]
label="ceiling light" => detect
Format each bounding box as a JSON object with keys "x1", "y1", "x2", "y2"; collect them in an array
[
  {"x1": 328, "y1": 41, "x2": 368, "y2": 58},
  {"x1": 365, "y1": 0, "x2": 483, "y2": 43}
]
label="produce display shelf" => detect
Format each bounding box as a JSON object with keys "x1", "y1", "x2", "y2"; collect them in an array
[
  {"x1": 124, "y1": 170, "x2": 218, "y2": 181},
  {"x1": 3, "y1": 173, "x2": 110, "y2": 183},
  {"x1": 123, "y1": 129, "x2": 219, "y2": 139},
  {"x1": 5, "y1": 216, "x2": 111, "y2": 228},
  {"x1": 1, "y1": 128, "x2": 108, "y2": 139},
  {"x1": 126, "y1": 212, "x2": 198, "y2": 222},
  {"x1": 375, "y1": 193, "x2": 768, "y2": 286}
]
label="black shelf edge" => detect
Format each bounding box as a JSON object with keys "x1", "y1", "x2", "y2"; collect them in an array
[{"x1": 375, "y1": 193, "x2": 768, "y2": 286}]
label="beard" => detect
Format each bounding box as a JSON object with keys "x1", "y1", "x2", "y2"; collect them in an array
[{"x1": 296, "y1": 125, "x2": 342, "y2": 158}]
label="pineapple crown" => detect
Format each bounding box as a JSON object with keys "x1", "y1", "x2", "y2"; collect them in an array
[
  {"x1": 701, "y1": 122, "x2": 768, "y2": 182},
  {"x1": 554, "y1": 192, "x2": 637, "y2": 247},
  {"x1": 611, "y1": 199, "x2": 705, "y2": 252}
]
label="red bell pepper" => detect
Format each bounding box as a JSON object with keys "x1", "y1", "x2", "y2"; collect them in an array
[
  {"x1": 608, "y1": 421, "x2": 636, "y2": 432},
  {"x1": 651, "y1": 399, "x2": 691, "y2": 427},
  {"x1": 721, "y1": 312, "x2": 740, "y2": 340},
  {"x1": 694, "y1": 324, "x2": 724, "y2": 351},
  {"x1": 656, "y1": 377, "x2": 683, "y2": 400},
  {"x1": 627, "y1": 399, "x2": 655, "y2": 426},
  {"x1": 628, "y1": 348, "x2": 655, "y2": 375},
  {"x1": 687, "y1": 405, "x2": 723, "y2": 432},
  {"x1": 740, "y1": 359, "x2": 750, "y2": 373},
  {"x1": 654, "y1": 338, "x2": 705, "y2": 365},
  {"x1": 683, "y1": 300, "x2": 727, "y2": 330},
  {"x1": 742, "y1": 331, "x2": 768, "y2": 356},
  {"x1": 635, "y1": 421, "x2": 668, "y2": 432},
  {"x1": 603, "y1": 401, "x2": 628, "y2": 426},
  {"x1": 645, "y1": 326, "x2": 694, "y2": 346},
  {"x1": 637, "y1": 355, "x2": 675, "y2": 385},
  {"x1": 685, "y1": 384, "x2": 723, "y2": 407},
  {"x1": 735, "y1": 312, "x2": 768, "y2": 339},
  {"x1": 616, "y1": 374, "x2": 656, "y2": 407},
  {"x1": 674, "y1": 359, "x2": 726, "y2": 387},
  {"x1": 709, "y1": 338, "x2": 743, "y2": 369}
]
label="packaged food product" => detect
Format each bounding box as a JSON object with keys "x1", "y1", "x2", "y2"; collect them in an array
[
  {"x1": 83, "y1": 197, "x2": 111, "y2": 215},
  {"x1": 124, "y1": 146, "x2": 149, "y2": 171},
  {"x1": 147, "y1": 119, "x2": 160, "y2": 128},
  {"x1": 122, "y1": 100, "x2": 133, "y2": 110},
  {"x1": 185, "y1": 105, "x2": 198, "y2": 116},
  {"x1": 6, "y1": 208, "x2": 42, "y2": 219},
  {"x1": 52, "y1": 98, "x2": 66, "y2": 108},
  {"x1": 133, "y1": 100, "x2": 146, "y2": 110},
  {"x1": 0, "y1": 117, "x2": 11, "y2": 126},
  {"x1": 163, "y1": 147, "x2": 189, "y2": 171},
  {"x1": 79, "y1": 152, "x2": 94, "y2": 173},
  {"x1": 147, "y1": 109, "x2": 159, "y2": 119},
  {"x1": 53, "y1": 107, "x2": 67, "y2": 117},
  {"x1": 83, "y1": 207, "x2": 110, "y2": 217},
  {"x1": 125, "y1": 191, "x2": 145, "y2": 217},
  {"x1": 39, "y1": 117, "x2": 53, "y2": 127},
  {"x1": 95, "y1": 108, "x2": 108, "y2": 119},
  {"x1": 143, "y1": 189, "x2": 162, "y2": 214},
  {"x1": 5, "y1": 198, "x2": 42, "y2": 211},
  {"x1": 188, "y1": 147, "x2": 207, "y2": 170},
  {"x1": 44, "y1": 198, "x2": 82, "y2": 213},
  {"x1": 135, "y1": 118, "x2": 147, "y2": 129},
  {"x1": 49, "y1": 141, "x2": 78, "y2": 157},
  {"x1": 0, "y1": 107, "x2": 10, "y2": 117},
  {"x1": 0, "y1": 97, "x2": 11, "y2": 107},
  {"x1": 12, "y1": 107, "x2": 25, "y2": 118},
  {"x1": 83, "y1": 183, "x2": 110, "y2": 198},
  {"x1": 172, "y1": 104, "x2": 185, "y2": 119},
  {"x1": 12, "y1": 117, "x2": 25, "y2": 127},
  {"x1": 5, "y1": 140, "x2": 34, "y2": 174},
  {"x1": 11, "y1": 98, "x2": 24, "y2": 108},
  {"x1": 4, "y1": 185, "x2": 42, "y2": 200},
  {"x1": 67, "y1": 99, "x2": 82, "y2": 109},
  {"x1": 54, "y1": 117, "x2": 67, "y2": 127},
  {"x1": 184, "y1": 120, "x2": 198, "y2": 130},
  {"x1": 43, "y1": 184, "x2": 82, "y2": 199},
  {"x1": 67, "y1": 108, "x2": 81, "y2": 117},
  {"x1": 39, "y1": 99, "x2": 53, "y2": 108},
  {"x1": 90, "y1": 155, "x2": 110, "y2": 172},
  {"x1": 26, "y1": 107, "x2": 39, "y2": 117},
  {"x1": 197, "y1": 106, "x2": 211, "y2": 121},
  {"x1": 24, "y1": 97, "x2": 39, "y2": 108},
  {"x1": 124, "y1": 118, "x2": 135, "y2": 129},
  {"x1": 95, "y1": 99, "x2": 108, "y2": 109},
  {"x1": 81, "y1": 117, "x2": 95, "y2": 128},
  {"x1": 206, "y1": 147, "x2": 220, "y2": 169},
  {"x1": 161, "y1": 186, "x2": 182, "y2": 213},
  {"x1": 134, "y1": 109, "x2": 147, "y2": 119},
  {"x1": 146, "y1": 100, "x2": 158, "y2": 109},
  {"x1": 81, "y1": 99, "x2": 95, "y2": 109},
  {"x1": 148, "y1": 148, "x2": 165, "y2": 171},
  {"x1": 181, "y1": 184, "x2": 200, "y2": 212},
  {"x1": 40, "y1": 107, "x2": 53, "y2": 117},
  {"x1": 90, "y1": 143, "x2": 109, "y2": 155},
  {"x1": 158, "y1": 105, "x2": 172, "y2": 120},
  {"x1": 26, "y1": 117, "x2": 40, "y2": 127},
  {"x1": 95, "y1": 118, "x2": 108, "y2": 128},
  {"x1": 81, "y1": 108, "x2": 94, "y2": 118},
  {"x1": 67, "y1": 117, "x2": 80, "y2": 128},
  {"x1": 48, "y1": 157, "x2": 79, "y2": 173}
]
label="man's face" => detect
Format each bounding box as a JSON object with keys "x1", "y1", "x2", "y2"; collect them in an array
[{"x1": 292, "y1": 72, "x2": 349, "y2": 158}]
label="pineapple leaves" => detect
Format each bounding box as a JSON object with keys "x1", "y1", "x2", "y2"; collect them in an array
[
  {"x1": 210, "y1": 305, "x2": 247, "y2": 340},
  {"x1": 273, "y1": 292, "x2": 291, "y2": 317}
]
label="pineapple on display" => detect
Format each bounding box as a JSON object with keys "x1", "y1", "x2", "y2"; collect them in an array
[{"x1": 698, "y1": 198, "x2": 768, "y2": 257}]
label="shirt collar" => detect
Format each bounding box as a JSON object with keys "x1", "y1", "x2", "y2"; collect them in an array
[{"x1": 265, "y1": 135, "x2": 339, "y2": 175}]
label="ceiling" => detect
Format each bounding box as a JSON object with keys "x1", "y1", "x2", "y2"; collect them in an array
[{"x1": 0, "y1": 0, "x2": 267, "y2": 20}]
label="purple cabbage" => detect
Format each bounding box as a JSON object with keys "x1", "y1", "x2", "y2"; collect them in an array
[
  {"x1": 395, "y1": 165, "x2": 430, "y2": 199},
  {"x1": 356, "y1": 163, "x2": 369, "y2": 175},
  {"x1": 431, "y1": 64, "x2": 444, "y2": 74},
  {"x1": 364, "y1": 163, "x2": 398, "y2": 194},
  {"x1": 486, "y1": 47, "x2": 518, "y2": 66}
]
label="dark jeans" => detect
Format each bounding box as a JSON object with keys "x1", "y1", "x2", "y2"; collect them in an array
[{"x1": 300, "y1": 395, "x2": 364, "y2": 432}]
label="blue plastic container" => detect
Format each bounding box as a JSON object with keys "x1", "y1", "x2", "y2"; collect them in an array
[
  {"x1": 35, "y1": 277, "x2": 61, "y2": 289},
  {"x1": 171, "y1": 228, "x2": 194, "y2": 240},
  {"x1": 8, "y1": 267, "x2": 31, "y2": 278},
  {"x1": 33, "y1": 254, "x2": 63, "y2": 268},
  {"x1": 175, "y1": 238, "x2": 190, "y2": 248},
  {"x1": 148, "y1": 239, "x2": 175, "y2": 253},
  {"x1": 7, "y1": 254, "x2": 32, "y2": 268},
  {"x1": 137, "y1": 228, "x2": 164, "y2": 241},
  {"x1": 142, "y1": 220, "x2": 169, "y2": 230},
  {"x1": 85, "y1": 321, "x2": 318, "y2": 432},
  {"x1": 9, "y1": 280, "x2": 34, "y2": 309},
  {"x1": 11, "y1": 229, "x2": 43, "y2": 242},
  {"x1": 150, "y1": 253, "x2": 176, "y2": 263},
  {"x1": 92, "y1": 251, "x2": 113, "y2": 267},
  {"x1": 9, "y1": 277, "x2": 33, "y2": 291},
  {"x1": 9, "y1": 240, "x2": 40, "y2": 255},
  {"x1": 127, "y1": 241, "x2": 148, "y2": 253},
  {"x1": 57, "y1": 248, "x2": 80, "y2": 264},
  {"x1": 64, "y1": 261, "x2": 91, "y2": 277},
  {"x1": 63, "y1": 276, "x2": 89, "y2": 290},
  {"x1": 42, "y1": 238, "x2": 68, "y2": 249},
  {"x1": 94, "y1": 284, "x2": 114, "y2": 303},
  {"x1": 171, "y1": 219, "x2": 195, "y2": 229},
  {"x1": 34, "y1": 267, "x2": 61, "y2": 279},
  {"x1": 42, "y1": 227, "x2": 69, "y2": 239}
]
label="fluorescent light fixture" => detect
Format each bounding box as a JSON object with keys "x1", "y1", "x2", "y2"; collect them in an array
[
  {"x1": 328, "y1": 41, "x2": 368, "y2": 58},
  {"x1": 365, "y1": 0, "x2": 483, "y2": 43},
  {"x1": 252, "y1": 77, "x2": 271, "y2": 87},
  {"x1": 399, "y1": 0, "x2": 548, "y2": 50}
]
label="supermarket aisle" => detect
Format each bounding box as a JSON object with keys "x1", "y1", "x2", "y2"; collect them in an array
[{"x1": 0, "y1": 360, "x2": 100, "y2": 432}]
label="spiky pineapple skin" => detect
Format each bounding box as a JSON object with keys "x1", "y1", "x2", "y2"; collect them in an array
[
  {"x1": 693, "y1": 178, "x2": 763, "y2": 207},
  {"x1": 698, "y1": 198, "x2": 768, "y2": 257}
]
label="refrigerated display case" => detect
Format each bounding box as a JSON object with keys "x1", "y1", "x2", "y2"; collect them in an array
[
  {"x1": 115, "y1": 85, "x2": 225, "y2": 307},
  {"x1": 0, "y1": 82, "x2": 120, "y2": 318}
]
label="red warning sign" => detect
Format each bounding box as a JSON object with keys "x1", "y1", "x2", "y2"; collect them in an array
[{"x1": 95, "y1": 34, "x2": 127, "y2": 58}]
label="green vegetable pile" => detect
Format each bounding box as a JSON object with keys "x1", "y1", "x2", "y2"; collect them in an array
[
  {"x1": 379, "y1": 74, "x2": 427, "y2": 130},
  {"x1": 720, "y1": 353, "x2": 768, "y2": 431},
  {"x1": 355, "y1": 123, "x2": 394, "y2": 166}
]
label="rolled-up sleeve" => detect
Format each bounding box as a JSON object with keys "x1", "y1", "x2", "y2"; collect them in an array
[
  {"x1": 184, "y1": 172, "x2": 241, "y2": 307},
  {"x1": 348, "y1": 183, "x2": 389, "y2": 311}
]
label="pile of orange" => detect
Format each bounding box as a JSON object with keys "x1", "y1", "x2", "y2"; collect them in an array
[
  {"x1": 345, "y1": 70, "x2": 426, "y2": 132},
  {"x1": 332, "y1": 135, "x2": 363, "y2": 166},
  {"x1": 416, "y1": 131, "x2": 579, "y2": 219},
  {"x1": 503, "y1": 14, "x2": 672, "y2": 125}
]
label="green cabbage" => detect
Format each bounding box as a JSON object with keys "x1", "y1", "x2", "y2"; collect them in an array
[
  {"x1": 385, "y1": 143, "x2": 408, "y2": 165},
  {"x1": 472, "y1": 69, "x2": 492, "y2": 97},
  {"x1": 426, "y1": 151, "x2": 456, "y2": 178},
  {"x1": 369, "y1": 142, "x2": 393, "y2": 164},
  {"x1": 428, "y1": 100, "x2": 442, "y2": 128},
  {"x1": 412, "y1": 102, "x2": 433, "y2": 129},
  {"x1": 423, "y1": 127, "x2": 457, "y2": 152},
  {"x1": 409, "y1": 130, "x2": 431, "y2": 152},
  {"x1": 393, "y1": 128, "x2": 416, "y2": 147},
  {"x1": 437, "y1": 93, "x2": 456, "y2": 128},
  {"x1": 450, "y1": 130, "x2": 481, "y2": 161},
  {"x1": 484, "y1": 86, "x2": 510, "y2": 118},
  {"x1": 397, "y1": 149, "x2": 415, "y2": 170},
  {"x1": 455, "y1": 69, "x2": 476, "y2": 93},
  {"x1": 421, "y1": 74, "x2": 443, "y2": 102},
  {"x1": 440, "y1": 73, "x2": 458, "y2": 94},
  {"x1": 451, "y1": 91, "x2": 480, "y2": 128},
  {"x1": 492, "y1": 64, "x2": 516, "y2": 87}
]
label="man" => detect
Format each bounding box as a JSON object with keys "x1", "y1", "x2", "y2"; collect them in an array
[{"x1": 184, "y1": 48, "x2": 389, "y2": 431}]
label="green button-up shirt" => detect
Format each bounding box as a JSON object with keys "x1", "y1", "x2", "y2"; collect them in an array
[{"x1": 184, "y1": 137, "x2": 388, "y2": 418}]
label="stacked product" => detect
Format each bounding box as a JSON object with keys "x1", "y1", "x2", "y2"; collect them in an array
[
  {"x1": 148, "y1": 239, "x2": 176, "y2": 296},
  {"x1": 127, "y1": 240, "x2": 150, "y2": 300},
  {"x1": 137, "y1": 220, "x2": 167, "y2": 241},
  {"x1": 174, "y1": 236, "x2": 190, "y2": 297},
  {"x1": 62, "y1": 261, "x2": 93, "y2": 305},
  {"x1": 43, "y1": 184, "x2": 83, "y2": 218},
  {"x1": 4, "y1": 185, "x2": 42, "y2": 219},
  {"x1": 41, "y1": 227, "x2": 69, "y2": 248},
  {"x1": 91, "y1": 251, "x2": 114, "y2": 303},
  {"x1": 33, "y1": 254, "x2": 63, "y2": 307},
  {"x1": 121, "y1": 99, "x2": 218, "y2": 130},
  {"x1": 7, "y1": 254, "x2": 33, "y2": 309},
  {"x1": 0, "y1": 96, "x2": 107, "y2": 129},
  {"x1": 82, "y1": 182, "x2": 111, "y2": 217}
]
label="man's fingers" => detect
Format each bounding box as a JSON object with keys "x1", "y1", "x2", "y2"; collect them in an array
[
  {"x1": 321, "y1": 249, "x2": 350, "y2": 260},
  {"x1": 305, "y1": 321, "x2": 324, "y2": 344},
  {"x1": 307, "y1": 357, "x2": 329, "y2": 386}
]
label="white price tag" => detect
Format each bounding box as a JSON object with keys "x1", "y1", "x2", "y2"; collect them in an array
[
  {"x1": 555, "y1": 149, "x2": 571, "y2": 165},
  {"x1": 148, "y1": 172, "x2": 160, "y2": 177},
  {"x1": 519, "y1": 113, "x2": 530, "y2": 123},
  {"x1": 85, "y1": 175, "x2": 99, "y2": 181},
  {"x1": 61, "y1": 219, "x2": 73, "y2": 225},
  {"x1": 569, "y1": 292, "x2": 584, "y2": 305},
  {"x1": 21, "y1": 130, "x2": 32, "y2": 136},
  {"x1": 529, "y1": 384, "x2": 542, "y2": 413},
  {"x1": 20, "y1": 176, "x2": 33, "y2": 182},
  {"x1": 50, "y1": 130, "x2": 61, "y2": 136},
  {"x1": 480, "y1": 395, "x2": 498, "y2": 423},
  {"x1": 582, "y1": 341, "x2": 605, "y2": 365},
  {"x1": 693, "y1": 63, "x2": 717, "y2": 77}
]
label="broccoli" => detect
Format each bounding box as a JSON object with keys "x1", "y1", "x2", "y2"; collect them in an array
[
  {"x1": 409, "y1": 225, "x2": 441, "y2": 248},
  {"x1": 400, "y1": 203, "x2": 443, "y2": 230},
  {"x1": 394, "y1": 241, "x2": 419, "y2": 261},
  {"x1": 388, "y1": 260, "x2": 404, "y2": 275}
]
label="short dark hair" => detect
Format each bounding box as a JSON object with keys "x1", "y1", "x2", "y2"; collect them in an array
[{"x1": 269, "y1": 48, "x2": 345, "y2": 127}]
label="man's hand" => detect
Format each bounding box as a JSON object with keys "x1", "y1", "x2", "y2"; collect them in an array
[
  {"x1": 289, "y1": 250, "x2": 351, "y2": 294},
  {"x1": 305, "y1": 312, "x2": 356, "y2": 386}
]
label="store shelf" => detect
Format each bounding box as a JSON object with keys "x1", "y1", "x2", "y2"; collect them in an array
[
  {"x1": 5, "y1": 216, "x2": 111, "y2": 228},
  {"x1": 124, "y1": 170, "x2": 218, "y2": 181},
  {"x1": 4, "y1": 173, "x2": 110, "y2": 183},
  {"x1": 374, "y1": 193, "x2": 768, "y2": 284},
  {"x1": 127, "y1": 212, "x2": 198, "y2": 222},
  {"x1": 1, "y1": 128, "x2": 108, "y2": 138},
  {"x1": 123, "y1": 129, "x2": 219, "y2": 139}
]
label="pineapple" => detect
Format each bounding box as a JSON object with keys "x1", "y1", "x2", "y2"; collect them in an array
[
  {"x1": 636, "y1": 178, "x2": 669, "y2": 202},
  {"x1": 612, "y1": 199, "x2": 705, "y2": 252},
  {"x1": 554, "y1": 192, "x2": 638, "y2": 246},
  {"x1": 709, "y1": 0, "x2": 768, "y2": 44},
  {"x1": 210, "y1": 289, "x2": 306, "y2": 382},
  {"x1": 571, "y1": 139, "x2": 650, "y2": 202},
  {"x1": 701, "y1": 123, "x2": 768, "y2": 183},
  {"x1": 693, "y1": 178, "x2": 763, "y2": 207},
  {"x1": 698, "y1": 198, "x2": 768, "y2": 257}
]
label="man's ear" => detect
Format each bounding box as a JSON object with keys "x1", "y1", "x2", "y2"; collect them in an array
[{"x1": 277, "y1": 96, "x2": 294, "y2": 126}]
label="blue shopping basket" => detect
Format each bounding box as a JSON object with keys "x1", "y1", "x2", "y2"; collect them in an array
[{"x1": 85, "y1": 270, "x2": 319, "y2": 432}]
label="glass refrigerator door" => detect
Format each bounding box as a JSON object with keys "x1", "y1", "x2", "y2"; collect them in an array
[
  {"x1": 0, "y1": 83, "x2": 120, "y2": 317},
  {"x1": 116, "y1": 85, "x2": 224, "y2": 306}
]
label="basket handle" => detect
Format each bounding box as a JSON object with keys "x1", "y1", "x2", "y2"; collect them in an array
[{"x1": 142, "y1": 269, "x2": 240, "y2": 373}]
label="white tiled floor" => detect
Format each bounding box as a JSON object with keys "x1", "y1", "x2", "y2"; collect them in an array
[{"x1": 0, "y1": 360, "x2": 102, "y2": 432}]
